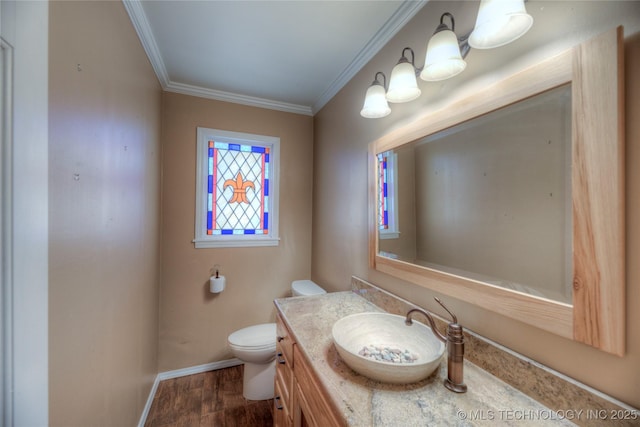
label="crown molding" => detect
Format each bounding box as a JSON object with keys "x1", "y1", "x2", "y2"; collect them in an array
[
  {"x1": 122, "y1": 0, "x2": 169, "y2": 88},
  {"x1": 165, "y1": 81, "x2": 313, "y2": 116},
  {"x1": 311, "y1": 0, "x2": 427, "y2": 114},
  {"x1": 123, "y1": 0, "x2": 425, "y2": 116}
]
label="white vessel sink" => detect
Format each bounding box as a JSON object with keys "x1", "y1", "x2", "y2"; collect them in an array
[{"x1": 332, "y1": 312, "x2": 445, "y2": 384}]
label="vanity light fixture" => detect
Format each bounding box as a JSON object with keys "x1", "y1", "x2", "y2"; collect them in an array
[
  {"x1": 421, "y1": 12, "x2": 467, "y2": 82},
  {"x1": 468, "y1": 0, "x2": 533, "y2": 49},
  {"x1": 360, "y1": 0, "x2": 533, "y2": 118},
  {"x1": 360, "y1": 71, "x2": 391, "y2": 119},
  {"x1": 386, "y1": 47, "x2": 422, "y2": 103}
]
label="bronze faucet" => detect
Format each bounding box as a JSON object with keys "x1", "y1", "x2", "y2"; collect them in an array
[{"x1": 405, "y1": 297, "x2": 467, "y2": 393}]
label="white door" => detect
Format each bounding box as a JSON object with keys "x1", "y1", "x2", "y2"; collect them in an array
[{"x1": 1, "y1": 1, "x2": 49, "y2": 426}]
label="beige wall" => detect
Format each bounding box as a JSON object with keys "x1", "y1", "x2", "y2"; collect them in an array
[
  {"x1": 159, "y1": 92, "x2": 313, "y2": 371},
  {"x1": 48, "y1": 1, "x2": 162, "y2": 426},
  {"x1": 313, "y1": 1, "x2": 640, "y2": 407},
  {"x1": 413, "y1": 88, "x2": 570, "y2": 300}
]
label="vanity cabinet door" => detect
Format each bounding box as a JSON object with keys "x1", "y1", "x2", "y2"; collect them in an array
[{"x1": 293, "y1": 346, "x2": 343, "y2": 427}]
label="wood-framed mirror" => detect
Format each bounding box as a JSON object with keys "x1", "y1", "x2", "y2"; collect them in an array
[{"x1": 369, "y1": 27, "x2": 625, "y2": 356}]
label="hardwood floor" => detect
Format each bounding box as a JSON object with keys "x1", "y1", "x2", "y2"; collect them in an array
[{"x1": 145, "y1": 365, "x2": 274, "y2": 427}]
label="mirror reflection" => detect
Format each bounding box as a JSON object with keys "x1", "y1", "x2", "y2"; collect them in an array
[{"x1": 378, "y1": 85, "x2": 572, "y2": 304}]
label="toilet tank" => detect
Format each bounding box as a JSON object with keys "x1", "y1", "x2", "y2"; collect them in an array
[{"x1": 291, "y1": 280, "x2": 326, "y2": 296}]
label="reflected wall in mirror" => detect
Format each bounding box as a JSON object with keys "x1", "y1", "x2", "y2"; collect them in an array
[
  {"x1": 379, "y1": 86, "x2": 572, "y2": 304},
  {"x1": 369, "y1": 27, "x2": 625, "y2": 355}
]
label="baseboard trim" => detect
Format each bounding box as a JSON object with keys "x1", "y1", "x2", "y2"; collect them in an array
[
  {"x1": 157, "y1": 358, "x2": 243, "y2": 381},
  {"x1": 137, "y1": 358, "x2": 243, "y2": 427},
  {"x1": 137, "y1": 375, "x2": 161, "y2": 427}
]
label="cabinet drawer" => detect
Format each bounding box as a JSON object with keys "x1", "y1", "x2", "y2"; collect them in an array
[
  {"x1": 275, "y1": 348, "x2": 292, "y2": 406},
  {"x1": 274, "y1": 376, "x2": 292, "y2": 427},
  {"x1": 276, "y1": 314, "x2": 294, "y2": 364}
]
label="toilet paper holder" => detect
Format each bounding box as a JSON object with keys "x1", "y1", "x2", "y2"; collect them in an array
[{"x1": 210, "y1": 265, "x2": 225, "y2": 293}]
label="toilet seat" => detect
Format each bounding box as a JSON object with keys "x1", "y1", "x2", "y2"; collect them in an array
[{"x1": 228, "y1": 323, "x2": 276, "y2": 351}]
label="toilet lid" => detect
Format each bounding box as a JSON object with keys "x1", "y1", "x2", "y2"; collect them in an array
[
  {"x1": 228, "y1": 323, "x2": 276, "y2": 348},
  {"x1": 292, "y1": 280, "x2": 326, "y2": 296}
]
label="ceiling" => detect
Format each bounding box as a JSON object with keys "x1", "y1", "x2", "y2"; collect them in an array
[{"x1": 123, "y1": 0, "x2": 427, "y2": 115}]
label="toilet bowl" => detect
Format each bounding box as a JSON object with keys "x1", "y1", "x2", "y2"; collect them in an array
[
  {"x1": 227, "y1": 280, "x2": 326, "y2": 400},
  {"x1": 228, "y1": 323, "x2": 276, "y2": 400}
]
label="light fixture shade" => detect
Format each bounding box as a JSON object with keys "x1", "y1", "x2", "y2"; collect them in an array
[
  {"x1": 386, "y1": 61, "x2": 421, "y2": 103},
  {"x1": 420, "y1": 28, "x2": 467, "y2": 81},
  {"x1": 360, "y1": 82, "x2": 391, "y2": 118},
  {"x1": 468, "y1": 0, "x2": 533, "y2": 49}
]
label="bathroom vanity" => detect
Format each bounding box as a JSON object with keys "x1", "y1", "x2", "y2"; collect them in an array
[
  {"x1": 275, "y1": 308, "x2": 342, "y2": 427},
  {"x1": 273, "y1": 277, "x2": 637, "y2": 427}
]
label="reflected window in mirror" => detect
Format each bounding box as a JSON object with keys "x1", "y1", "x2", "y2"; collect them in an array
[{"x1": 377, "y1": 151, "x2": 400, "y2": 241}]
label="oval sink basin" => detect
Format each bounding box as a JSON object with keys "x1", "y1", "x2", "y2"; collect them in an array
[{"x1": 332, "y1": 312, "x2": 445, "y2": 384}]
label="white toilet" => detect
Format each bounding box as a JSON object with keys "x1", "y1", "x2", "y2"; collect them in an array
[
  {"x1": 228, "y1": 323, "x2": 277, "y2": 400},
  {"x1": 227, "y1": 280, "x2": 326, "y2": 400}
]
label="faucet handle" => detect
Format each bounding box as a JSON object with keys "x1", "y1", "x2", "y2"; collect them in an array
[
  {"x1": 434, "y1": 297, "x2": 458, "y2": 324},
  {"x1": 434, "y1": 297, "x2": 464, "y2": 344},
  {"x1": 446, "y1": 323, "x2": 464, "y2": 344}
]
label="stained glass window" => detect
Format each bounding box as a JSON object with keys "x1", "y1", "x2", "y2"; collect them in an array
[
  {"x1": 195, "y1": 128, "x2": 280, "y2": 248},
  {"x1": 378, "y1": 151, "x2": 399, "y2": 239},
  {"x1": 378, "y1": 153, "x2": 389, "y2": 230},
  {"x1": 207, "y1": 141, "x2": 269, "y2": 235}
]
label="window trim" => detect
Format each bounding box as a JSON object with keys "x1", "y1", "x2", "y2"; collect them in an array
[{"x1": 193, "y1": 127, "x2": 280, "y2": 248}]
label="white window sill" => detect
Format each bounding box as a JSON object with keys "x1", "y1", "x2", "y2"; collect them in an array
[
  {"x1": 193, "y1": 237, "x2": 280, "y2": 249},
  {"x1": 380, "y1": 232, "x2": 400, "y2": 240}
]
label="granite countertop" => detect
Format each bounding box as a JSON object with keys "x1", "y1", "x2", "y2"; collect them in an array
[{"x1": 275, "y1": 291, "x2": 575, "y2": 427}]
